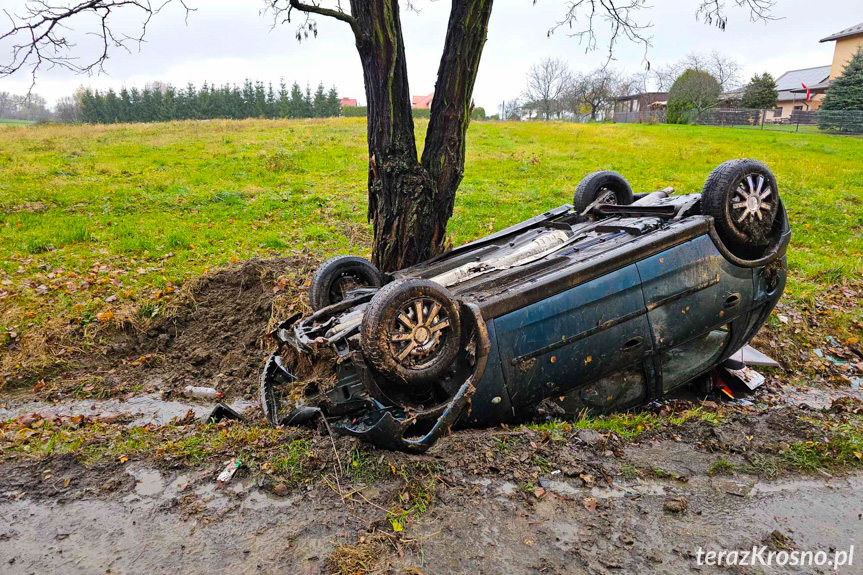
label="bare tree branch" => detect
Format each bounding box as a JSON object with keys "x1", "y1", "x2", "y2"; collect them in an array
[
  {"x1": 264, "y1": 0, "x2": 359, "y2": 41},
  {"x1": 542, "y1": 0, "x2": 653, "y2": 66},
  {"x1": 1, "y1": 0, "x2": 193, "y2": 91},
  {"x1": 541, "y1": 0, "x2": 778, "y2": 70},
  {"x1": 696, "y1": 0, "x2": 779, "y2": 30}
]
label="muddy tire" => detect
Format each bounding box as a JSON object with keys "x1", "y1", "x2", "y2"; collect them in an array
[
  {"x1": 309, "y1": 255, "x2": 383, "y2": 311},
  {"x1": 573, "y1": 171, "x2": 634, "y2": 212},
  {"x1": 361, "y1": 279, "x2": 461, "y2": 385},
  {"x1": 702, "y1": 160, "x2": 779, "y2": 249}
]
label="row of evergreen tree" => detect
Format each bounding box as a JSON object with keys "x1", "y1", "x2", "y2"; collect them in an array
[{"x1": 79, "y1": 79, "x2": 345, "y2": 124}]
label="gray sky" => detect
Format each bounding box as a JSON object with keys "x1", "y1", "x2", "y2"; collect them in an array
[{"x1": 0, "y1": 0, "x2": 857, "y2": 110}]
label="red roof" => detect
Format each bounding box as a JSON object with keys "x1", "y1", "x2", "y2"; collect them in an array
[
  {"x1": 411, "y1": 93, "x2": 434, "y2": 109},
  {"x1": 339, "y1": 98, "x2": 358, "y2": 108}
]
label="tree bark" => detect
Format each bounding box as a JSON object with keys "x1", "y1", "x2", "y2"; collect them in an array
[
  {"x1": 296, "y1": 0, "x2": 493, "y2": 273},
  {"x1": 349, "y1": 0, "x2": 434, "y2": 272},
  {"x1": 422, "y1": 0, "x2": 494, "y2": 257}
]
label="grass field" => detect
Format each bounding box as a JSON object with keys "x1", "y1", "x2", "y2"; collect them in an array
[
  {"x1": 0, "y1": 118, "x2": 35, "y2": 126},
  {"x1": 1, "y1": 118, "x2": 861, "y2": 379}
]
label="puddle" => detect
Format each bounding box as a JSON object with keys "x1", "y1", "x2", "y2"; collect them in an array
[
  {"x1": 130, "y1": 467, "x2": 165, "y2": 497},
  {"x1": 771, "y1": 385, "x2": 863, "y2": 410},
  {"x1": 0, "y1": 393, "x2": 255, "y2": 426},
  {"x1": 0, "y1": 467, "x2": 342, "y2": 575},
  {"x1": 749, "y1": 475, "x2": 863, "y2": 495}
]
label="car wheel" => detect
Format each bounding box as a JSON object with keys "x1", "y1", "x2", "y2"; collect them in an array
[
  {"x1": 702, "y1": 159, "x2": 780, "y2": 249},
  {"x1": 573, "y1": 171, "x2": 634, "y2": 212},
  {"x1": 309, "y1": 255, "x2": 384, "y2": 311},
  {"x1": 361, "y1": 279, "x2": 461, "y2": 385}
]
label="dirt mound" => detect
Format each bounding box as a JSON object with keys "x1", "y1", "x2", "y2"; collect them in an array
[
  {"x1": 117, "y1": 257, "x2": 318, "y2": 399},
  {"x1": 33, "y1": 257, "x2": 320, "y2": 402}
]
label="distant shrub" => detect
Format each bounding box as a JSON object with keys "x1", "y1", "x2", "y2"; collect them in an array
[
  {"x1": 412, "y1": 108, "x2": 430, "y2": 119},
  {"x1": 667, "y1": 69, "x2": 721, "y2": 124},
  {"x1": 342, "y1": 106, "x2": 367, "y2": 117},
  {"x1": 472, "y1": 107, "x2": 486, "y2": 121}
]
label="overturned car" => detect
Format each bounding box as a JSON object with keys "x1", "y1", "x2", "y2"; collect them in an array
[{"x1": 261, "y1": 159, "x2": 790, "y2": 452}]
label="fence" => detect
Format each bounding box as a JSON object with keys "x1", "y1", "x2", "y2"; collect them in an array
[
  {"x1": 613, "y1": 107, "x2": 863, "y2": 134},
  {"x1": 613, "y1": 110, "x2": 666, "y2": 124},
  {"x1": 689, "y1": 108, "x2": 863, "y2": 134}
]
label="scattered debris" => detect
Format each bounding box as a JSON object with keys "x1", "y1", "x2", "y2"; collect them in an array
[
  {"x1": 184, "y1": 386, "x2": 222, "y2": 400},
  {"x1": 728, "y1": 345, "x2": 780, "y2": 368},
  {"x1": 217, "y1": 459, "x2": 241, "y2": 484},
  {"x1": 663, "y1": 497, "x2": 688, "y2": 514},
  {"x1": 206, "y1": 403, "x2": 245, "y2": 424},
  {"x1": 724, "y1": 365, "x2": 766, "y2": 391}
]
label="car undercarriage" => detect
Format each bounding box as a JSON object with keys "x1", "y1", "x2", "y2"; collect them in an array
[{"x1": 261, "y1": 161, "x2": 791, "y2": 452}]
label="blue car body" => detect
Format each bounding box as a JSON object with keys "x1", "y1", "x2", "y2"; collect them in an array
[{"x1": 263, "y1": 191, "x2": 790, "y2": 451}]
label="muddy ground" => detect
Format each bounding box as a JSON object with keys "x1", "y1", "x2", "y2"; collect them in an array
[{"x1": 1, "y1": 258, "x2": 862, "y2": 574}]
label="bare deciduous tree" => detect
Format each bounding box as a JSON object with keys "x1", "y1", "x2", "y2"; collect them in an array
[
  {"x1": 0, "y1": 91, "x2": 13, "y2": 118},
  {"x1": 563, "y1": 68, "x2": 620, "y2": 122},
  {"x1": 1, "y1": 0, "x2": 779, "y2": 271},
  {"x1": 523, "y1": 58, "x2": 571, "y2": 120},
  {"x1": 652, "y1": 51, "x2": 742, "y2": 92},
  {"x1": 500, "y1": 99, "x2": 522, "y2": 121}
]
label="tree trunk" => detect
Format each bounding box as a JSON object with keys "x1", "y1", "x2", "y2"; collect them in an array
[
  {"x1": 421, "y1": 0, "x2": 493, "y2": 258},
  {"x1": 304, "y1": 0, "x2": 493, "y2": 273},
  {"x1": 350, "y1": 0, "x2": 433, "y2": 273}
]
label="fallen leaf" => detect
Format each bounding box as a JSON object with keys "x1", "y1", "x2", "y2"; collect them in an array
[
  {"x1": 583, "y1": 497, "x2": 598, "y2": 512},
  {"x1": 96, "y1": 310, "x2": 114, "y2": 322}
]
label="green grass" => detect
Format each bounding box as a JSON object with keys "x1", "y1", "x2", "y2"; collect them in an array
[
  {"x1": 783, "y1": 423, "x2": 863, "y2": 472},
  {"x1": 707, "y1": 458, "x2": 738, "y2": 475},
  {"x1": 1, "y1": 118, "x2": 862, "y2": 376},
  {"x1": 0, "y1": 118, "x2": 34, "y2": 126}
]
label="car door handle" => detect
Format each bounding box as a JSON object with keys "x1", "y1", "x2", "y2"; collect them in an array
[
  {"x1": 621, "y1": 337, "x2": 643, "y2": 352},
  {"x1": 724, "y1": 293, "x2": 741, "y2": 309}
]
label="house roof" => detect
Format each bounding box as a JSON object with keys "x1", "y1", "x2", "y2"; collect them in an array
[
  {"x1": 719, "y1": 87, "x2": 745, "y2": 100},
  {"x1": 411, "y1": 93, "x2": 434, "y2": 108},
  {"x1": 614, "y1": 92, "x2": 667, "y2": 101},
  {"x1": 774, "y1": 65, "x2": 832, "y2": 101},
  {"x1": 820, "y1": 21, "x2": 863, "y2": 42}
]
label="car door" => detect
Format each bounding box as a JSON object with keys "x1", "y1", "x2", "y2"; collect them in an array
[
  {"x1": 494, "y1": 264, "x2": 653, "y2": 408},
  {"x1": 636, "y1": 234, "x2": 753, "y2": 393}
]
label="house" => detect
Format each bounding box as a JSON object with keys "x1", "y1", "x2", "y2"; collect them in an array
[
  {"x1": 338, "y1": 97, "x2": 358, "y2": 109},
  {"x1": 411, "y1": 93, "x2": 434, "y2": 109},
  {"x1": 821, "y1": 21, "x2": 863, "y2": 80},
  {"x1": 766, "y1": 21, "x2": 863, "y2": 119},
  {"x1": 612, "y1": 92, "x2": 668, "y2": 123},
  {"x1": 772, "y1": 65, "x2": 832, "y2": 118},
  {"x1": 717, "y1": 88, "x2": 744, "y2": 109}
]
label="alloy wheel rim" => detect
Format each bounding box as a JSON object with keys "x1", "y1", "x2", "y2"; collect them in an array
[
  {"x1": 731, "y1": 174, "x2": 773, "y2": 225},
  {"x1": 389, "y1": 297, "x2": 452, "y2": 368}
]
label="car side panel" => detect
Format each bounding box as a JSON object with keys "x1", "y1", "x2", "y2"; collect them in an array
[
  {"x1": 637, "y1": 234, "x2": 754, "y2": 349},
  {"x1": 493, "y1": 265, "x2": 652, "y2": 408},
  {"x1": 636, "y1": 234, "x2": 754, "y2": 392}
]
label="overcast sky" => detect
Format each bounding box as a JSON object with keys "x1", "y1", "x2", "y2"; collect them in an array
[{"x1": 0, "y1": 0, "x2": 857, "y2": 110}]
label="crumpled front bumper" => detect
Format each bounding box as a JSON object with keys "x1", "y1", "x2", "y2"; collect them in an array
[{"x1": 260, "y1": 302, "x2": 489, "y2": 453}]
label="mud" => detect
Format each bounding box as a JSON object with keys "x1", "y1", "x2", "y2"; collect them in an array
[
  {"x1": 19, "y1": 257, "x2": 318, "y2": 404},
  {"x1": 1, "y1": 458, "x2": 860, "y2": 575},
  {"x1": 0, "y1": 393, "x2": 255, "y2": 426}
]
